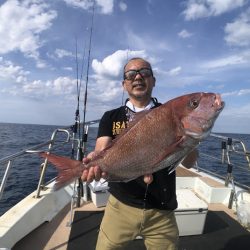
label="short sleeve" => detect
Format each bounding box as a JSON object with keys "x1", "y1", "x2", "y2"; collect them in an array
[{"x1": 97, "y1": 111, "x2": 113, "y2": 138}]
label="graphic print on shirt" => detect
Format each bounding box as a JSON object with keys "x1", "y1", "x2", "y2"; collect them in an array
[{"x1": 112, "y1": 120, "x2": 128, "y2": 136}]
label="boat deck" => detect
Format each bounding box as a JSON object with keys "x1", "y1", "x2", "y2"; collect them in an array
[{"x1": 13, "y1": 167, "x2": 250, "y2": 250}]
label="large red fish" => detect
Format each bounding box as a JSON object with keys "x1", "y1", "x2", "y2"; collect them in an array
[{"x1": 41, "y1": 92, "x2": 224, "y2": 190}]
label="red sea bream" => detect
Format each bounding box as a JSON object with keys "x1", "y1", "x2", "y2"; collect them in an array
[{"x1": 40, "y1": 92, "x2": 225, "y2": 189}]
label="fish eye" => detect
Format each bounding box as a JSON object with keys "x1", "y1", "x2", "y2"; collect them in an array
[{"x1": 190, "y1": 99, "x2": 199, "y2": 109}]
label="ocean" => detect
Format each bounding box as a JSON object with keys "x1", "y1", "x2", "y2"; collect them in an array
[{"x1": 0, "y1": 122, "x2": 250, "y2": 216}]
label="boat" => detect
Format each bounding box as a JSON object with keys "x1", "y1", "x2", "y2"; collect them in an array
[{"x1": 0, "y1": 122, "x2": 250, "y2": 250}]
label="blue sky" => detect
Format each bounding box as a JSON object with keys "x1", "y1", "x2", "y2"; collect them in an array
[{"x1": 0, "y1": 0, "x2": 250, "y2": 134}]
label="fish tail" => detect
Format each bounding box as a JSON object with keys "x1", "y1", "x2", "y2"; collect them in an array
[{"x1": 39, "y1": 152, "x2": 84, "y2": 190}]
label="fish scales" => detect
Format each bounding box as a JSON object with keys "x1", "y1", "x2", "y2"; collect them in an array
[
  {"x1": 88, "y1": 105, "x2": 178, "y2": 180},
  {"x1": 40, "y1": 92, "x2": 225, "y2": 189}
]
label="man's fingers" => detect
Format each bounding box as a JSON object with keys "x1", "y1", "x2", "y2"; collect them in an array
[
  {"x1": 81, "y1": 166, "x2": 103, "y2": 183},
  {"x1": 144, "y1": 174, "x2": 153, "y2": 184},
  {"x1": 101, "y1": 172, "x2": 108, "y2": 179},
  {"x1": 82, "y1": 157, "x2": 90, "y2": 164},
  {"x1": 93, "y1": 166, "x2": 101, "y2": 181},
  {"x1": 81, "y1": 169, "x2": 89, "y2": 182},
  {"x1": 86, "y1": 167, "x2": 95, "y2": 183}
]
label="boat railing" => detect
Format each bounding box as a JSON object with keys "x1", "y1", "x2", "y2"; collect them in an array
[
  {"x1": 1, "y1": 126, "x2": 249, "y2": 212},
  {"x1": 196, "y1": 133, "x2": 250, "y2": 208},
  {"x1": 0, "y1": 120, "x2": 100, "y2": 202},
  {"x1": 0, "y1": 128, "x2": 71, "y2": 201}
]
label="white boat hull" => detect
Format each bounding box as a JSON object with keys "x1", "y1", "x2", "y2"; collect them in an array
[{"x1": 0, "y1": 181, "x2": 73, "y2": 249}]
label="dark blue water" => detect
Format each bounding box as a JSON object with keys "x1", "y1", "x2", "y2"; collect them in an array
[
  {"x1": 198, "y1": 133, "x2": 250, "y2": 188},
  {"x1": 0, "y1": 123, "x2": 98, "y2": 216},
  {"x1": 0, "y1": 123, "x2": 250, "y2": 216}
]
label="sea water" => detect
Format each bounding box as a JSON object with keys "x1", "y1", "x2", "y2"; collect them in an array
[{"x1": 0, "y1": 123, "x2": 250, "y2": 216}]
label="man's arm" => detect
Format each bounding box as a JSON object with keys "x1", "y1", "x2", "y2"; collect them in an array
[{"x1": 95, "y1": 136, "x2": 112, "y2": 151}]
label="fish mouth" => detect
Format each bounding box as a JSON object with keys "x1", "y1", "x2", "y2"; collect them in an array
[
  {"x1": 218, "y1": 101, "x2": 225, "y2": 111},
  {"x1": 213, "y1": 101, "x2": 225, "y2": 118},
  {"x1": 213, "y1": 93, "x2": 225, "y2": 112},
  {"x1": 185, "y1": 129, "x2": 211, "y2": 140}
]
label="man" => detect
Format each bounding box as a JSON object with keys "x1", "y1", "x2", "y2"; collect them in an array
[{"x1": 82, "y1": 57, "x2": 183, "y2": 250}]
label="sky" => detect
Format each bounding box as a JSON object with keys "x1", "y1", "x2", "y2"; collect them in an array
[{"x1": 0, "y1": 0, "x2": 250, "y2": 134}]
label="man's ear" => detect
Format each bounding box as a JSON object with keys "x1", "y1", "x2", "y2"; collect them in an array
[
  {"x1": 122, "y1": 80, "x2": 127, "y2": 91},
  {"x1": 152, "y1": 76, "x2": 156, "y2": 87}
]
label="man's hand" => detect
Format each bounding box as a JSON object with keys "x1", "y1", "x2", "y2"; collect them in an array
[
  {"x1": 81, "y1": 151, "x2": 154, "y2": 184},
  {"x1": 144, "y1": 174, "x2": 153, "y2": 184},
  {"x1": 81, "y1": 152, "x2": 107, "y2": 183}
]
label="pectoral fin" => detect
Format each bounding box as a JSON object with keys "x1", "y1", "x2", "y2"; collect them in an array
[{"x1": 152, "y1": 136, "x2": 185, "y2": 167}]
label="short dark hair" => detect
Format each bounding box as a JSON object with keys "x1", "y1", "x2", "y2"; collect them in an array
[{"x1": 123, "y1": 57, "x2": 152, "y2": 73}]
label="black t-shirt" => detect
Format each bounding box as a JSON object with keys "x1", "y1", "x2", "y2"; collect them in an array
[{"x1": 97, "y1": 103, "x2": 177, "y2": 210}]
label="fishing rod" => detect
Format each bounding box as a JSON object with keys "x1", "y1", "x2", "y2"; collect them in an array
[
  {"x1": 67, "y1": 36, "x2": 85, "y2": 217},
  {"x1": 73, "y1": 34, "x2": 88, "y2": 161},
  {"x1": 80, "y1": 0, "x2": 95, "y2": 158},
  {"x1": 66, "y1": 2, "x2": 96, "y2": 223},
  {"x1": 70, "y1": 37, "x2": 81, "y2": 160},
  {"x1": 73, "y1": 0, "x2": 96, "y2": 209},
  {"x1": 66, "y1": 0, "x2": 96, "y2": 216},
  {"x1": 71, "y1": 0, "x2": 95, "y2": 161},
  {"x1": 82, "y1": 0, "x2": 95, "y2": 131}
]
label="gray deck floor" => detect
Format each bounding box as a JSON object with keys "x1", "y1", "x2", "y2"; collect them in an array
[{"x1": 13, "y1": 167, "x2": 250, "y2": 250}]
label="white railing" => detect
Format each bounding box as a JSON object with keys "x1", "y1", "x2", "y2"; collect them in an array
[{"x1": 0, "y1": 120, "x2": 100, "y2": 202}]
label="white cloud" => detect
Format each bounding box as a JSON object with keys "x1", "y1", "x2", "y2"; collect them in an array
[
  {"x1": 91, "y1": 49, "x2": 148, "y2": 102},
  {"x1": 0, "y1": 58, "x2": 29, "y2": 83},
  {"x1": 64, "y1": 0, "x2": 114, "y2": 14},
  {"x1": 52, "y1": 77, "x2": 76, "y2": 95},
  {"x1": 221, "y1": 102, "x2": 250, "y2": 118},
  {"x1": 1, "y1": 49, "x2": 148, "y2": 104},
  {"x1": 89, "y1": 77, "x2": 122, "y2": 102},
  {"x1": 214, "y1": 102, "x2": 250, "y2": 134},
  {"x1": 183, "y1": 0, "x2": 247, "y2": 20},
  {"x1": 1, "y1": 49, "x2": 147, "y2": 103},
  {"x1": 178, "y1": 29, "x2": 193, "y2": 38},
  {"x1": 125, "y1": 29, "x2": 171, "y2": 52},
  {"x1": 153, "y1": 66, "x2": 182, "y2": 78},
  {"x1": 96, "y1": 0, "x2": 114, "y2": 14},
  {"x1": 63, "y1": 0, "x2": 93, "y2": 10},
  {"x1": 119, "y1": 1, "x2": 127, "y2": 11},
  {"x1": 200, "y1": 50, "x2": 250, "y2": 69},
  {"x1": 55, "y1": 49, "x2": 74, "y2": 59},
  {"x1": 0, "y1": 0, "x2": 57, "y2": 66},
  {"x1": 0, "y1": 66, "x2": 76, "y2": 101},
  {"x1": 22, "y1": 79, "x2": 44, "y2": 93},
  {"x1": 168, "y1": 66, "x2": 182, "y2": 76},
  {"x1": 222, "y1": 89, "x2": 250, "y2": 97},
  {"x1": 63, "y1": 67, "x2": 73, "y2": 71},
  {"x1": 21, "y1": 76, "x2": 77, "y2": 100},
  {"x1": 224, "y1": 9, "x2": 250, "y2": 47},
  {"x1": 92, "y1": 49, "x2": 147, "y2": 78},
  {"x1": 183, "y1": 2, "x2": 207, "y2": 20}
]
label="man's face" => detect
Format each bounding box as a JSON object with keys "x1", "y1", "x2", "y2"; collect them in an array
[{"x1": 123, "y1": 59, "x2": 155, "y2": 100}]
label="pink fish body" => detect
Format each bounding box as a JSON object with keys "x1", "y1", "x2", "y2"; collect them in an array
[{"x1": 41, "y1": 92, "x2": 224, "y2": 189}]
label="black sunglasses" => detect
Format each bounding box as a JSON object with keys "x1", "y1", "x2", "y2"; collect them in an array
[{"x1": 123, "y1": 68, "x2": 153, "y2": 81}]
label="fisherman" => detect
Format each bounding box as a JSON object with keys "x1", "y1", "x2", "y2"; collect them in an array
[{"x1": 82, "y1": 57, "x2": 197, "y2": 250}]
